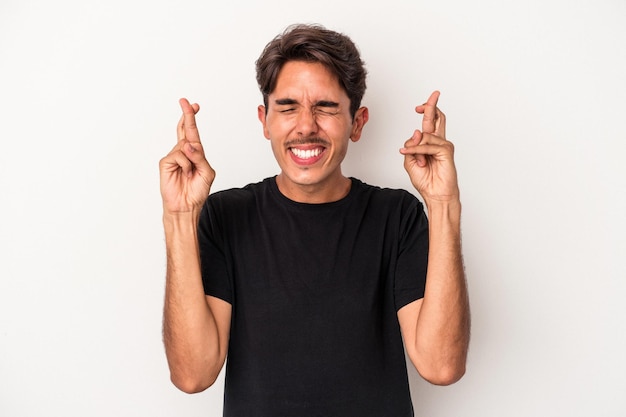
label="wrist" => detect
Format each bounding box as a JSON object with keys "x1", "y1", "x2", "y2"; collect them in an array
[
  {"x1": 425, "y1": 198, "x2": 462, "y2": 229},
  {"x1": 163, "y1": 208, "x2": 202, "y2": 234}
]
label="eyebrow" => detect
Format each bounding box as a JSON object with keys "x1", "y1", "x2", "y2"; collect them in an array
[
  {"x1": 274, "y1": 98, "x2": 340, "y2": 108},
  {"x1": 315, "y1": 100, "x2": 339, "y2": 108},
  {"x1": 275, "y1": 98, "x2": 298, "y2": 106}
]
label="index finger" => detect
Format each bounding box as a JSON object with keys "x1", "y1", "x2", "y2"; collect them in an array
[{"x1": 179, "y1": 98, "x2": 202, "y2": 143}]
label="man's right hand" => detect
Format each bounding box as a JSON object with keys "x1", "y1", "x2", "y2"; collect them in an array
[
  {"x1": 159, "y1": 100, "x2": 230, "y2": 393},
  {"x1": 159, "y1": 98, "x2": 215, "y2": 214}
]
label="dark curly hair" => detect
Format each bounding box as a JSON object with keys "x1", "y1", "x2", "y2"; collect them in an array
[{"x1": 255, "y1": 24, "x2": 367, "y2": 119}]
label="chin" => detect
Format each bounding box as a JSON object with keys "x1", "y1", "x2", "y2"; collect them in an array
[{"x1": 281, "y1": 167, "x2": 329, "y2": 186}]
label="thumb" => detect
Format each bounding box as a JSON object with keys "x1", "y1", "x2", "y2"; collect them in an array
[
  {"x1": 182, "y1": 140, "x2": 205, "y2": 162},
  {"x1": 182, "y1": 140, "x2": 213, "y2": 173}
]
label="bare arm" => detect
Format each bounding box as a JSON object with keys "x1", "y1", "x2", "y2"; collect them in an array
[
  {"x1": 397, "y1": 91, "x2": 470, "y2": 385},
  {"x1": 159, "y1": 99, "x2": 231, "y2": 393}
]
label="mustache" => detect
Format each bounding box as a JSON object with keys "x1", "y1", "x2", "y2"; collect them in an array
[{"x1": 285, "y1": 137, "x2": 330, "y2": 147}]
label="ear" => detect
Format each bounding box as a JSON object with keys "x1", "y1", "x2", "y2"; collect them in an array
[
  {"x1": 257, "y1": 105, "x2": 270, "y2": 139},
  {"x1": 350, "y1": 107, "x2": 369, "y2": 142}
]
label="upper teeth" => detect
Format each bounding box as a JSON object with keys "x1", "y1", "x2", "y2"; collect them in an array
[{"x1": 291, "y1": 148, "x2": 322, "y2": 159}]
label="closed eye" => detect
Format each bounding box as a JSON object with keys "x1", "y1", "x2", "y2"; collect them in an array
[
  {"x1": 316, "y1": 107, "x2": 339, "y2": 115},
  {"x1": 275, "y1": 98, "x2": 298, "y2": 113},
  {"x1": 314, "y1": 100, "x2": 340, "y2": 115}
]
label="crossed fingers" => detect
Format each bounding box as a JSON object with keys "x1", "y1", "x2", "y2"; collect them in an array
[
  {"x1": 415, "y1": 90, "x2": 446, "y2": 139},
  {"x1": 400, "y1": 91, "x2": 452, "y2": 168},
  {"x1": 177, "y1": 98, "x2": 201, "y2": 143},
  {"x1": 167, "y1": 98, "x2": 208, "y2": 178}
]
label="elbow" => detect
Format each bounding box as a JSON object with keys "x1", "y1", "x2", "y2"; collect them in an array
[
  {"x1": 408, "y1": 348, "x2": 467, "y2": 386},
  {"x1": 164, "y1": 345, "x2": 227, "y2": 393},
  {"x1": 171, "y1": 378, "x2": 211, "y2": 394},
  {"x1": 420, "y1": 363, "x2": 466, "y2": 386},
  {"x1": 170, "y1": 369, "x2": 220, "y2": 394}
]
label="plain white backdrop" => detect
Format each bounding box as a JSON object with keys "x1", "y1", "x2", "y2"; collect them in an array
[{"x1": 1, "y1": 0, "x2": 625, "y2": 416}]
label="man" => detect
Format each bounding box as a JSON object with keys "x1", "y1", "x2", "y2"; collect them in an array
[{"x1": 159, "y1": 24, "x2": 469, "y2": 416}]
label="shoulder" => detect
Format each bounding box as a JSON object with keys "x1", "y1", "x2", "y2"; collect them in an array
[
  {"x1": 351, "y1": 178, "x2": 423, "y2": 212},
  {"x1": 198, "y1": 178, "x2": 275, "y2": 237},
  {"x1": 198, "y1": 178, "x2": 275, "y2": 227},
  {"x1": 206, "y1": 177, "x2": 273, "y2": 208}
]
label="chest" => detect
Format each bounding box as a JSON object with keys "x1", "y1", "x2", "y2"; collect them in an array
[{"x1": 222, "y1": 204, "x2": 401, "y2": 321}]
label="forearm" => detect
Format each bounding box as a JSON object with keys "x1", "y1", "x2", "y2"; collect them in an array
[
  {"x1": 162, "y1": 210, "x2": 226, "y2": 392},
  {"x1": 414, "y1": 199, "x2": 470, "y2": 383}
]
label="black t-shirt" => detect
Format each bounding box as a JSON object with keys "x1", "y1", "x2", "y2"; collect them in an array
[{"x1": 198, "y1": 177, "x2": 429, "y2": 417}]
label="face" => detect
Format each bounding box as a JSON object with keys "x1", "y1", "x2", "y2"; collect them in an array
[{"x1": 258, "y1": 61, "x2": 368, "y2": 202}]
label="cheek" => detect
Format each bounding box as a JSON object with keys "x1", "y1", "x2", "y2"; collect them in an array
[
  {"x1": 268, "y1": 118, "x2": 297, "y2": 138},
  {"x1": 330, "y1": 139, "x2": 351, "y2": 163},
  {"x1": 269, "y1": 138, "x2": 281, "y2": 154},
  {"x1": 317, "y1": 117, "x2": 351, "y2": 136}
]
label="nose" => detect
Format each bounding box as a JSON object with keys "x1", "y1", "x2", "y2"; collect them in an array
[{"x1": 295, "y1": 108, "x2": 318, "y2": 137}]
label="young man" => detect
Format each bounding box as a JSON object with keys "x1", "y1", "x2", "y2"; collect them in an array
[{"x1": 159, "y1": 24, "x2": 470, "y2": 416}]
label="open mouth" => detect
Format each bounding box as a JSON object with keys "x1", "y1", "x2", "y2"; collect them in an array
[
  {"x1": 288, "y1": 145, "x2": 326, "y2": 165},
  {"x1": 290, "y1": 147, "x2": 323, "y2": 159}
]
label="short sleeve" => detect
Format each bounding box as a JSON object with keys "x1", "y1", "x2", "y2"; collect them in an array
[
  {"x1": 393, "y1": 199, "x2": 429, "y2": 311},
  {"x1": 197, "y1": 200, "x2": 234, "y2": 305}
]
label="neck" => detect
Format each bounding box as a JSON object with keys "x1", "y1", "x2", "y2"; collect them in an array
[{"x1": 275, "y1": 174, "x2": 352, "y2": 204}]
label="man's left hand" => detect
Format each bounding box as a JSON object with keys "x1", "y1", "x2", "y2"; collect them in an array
[{"x1": 400, "y1": 91, "x2": 460, "y2": 204}]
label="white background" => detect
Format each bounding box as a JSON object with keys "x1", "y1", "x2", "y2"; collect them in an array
[{"x1": 1, "y1": 0, "x2": 625, "y2": 416}]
